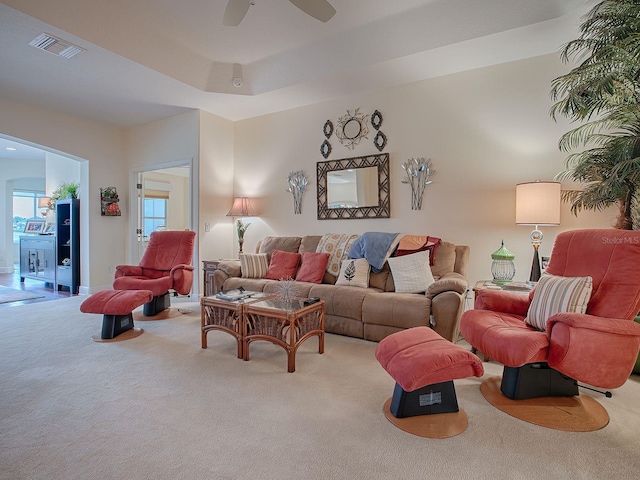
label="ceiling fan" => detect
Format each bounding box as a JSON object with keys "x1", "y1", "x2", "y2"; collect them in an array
[{"x1": 223, "y1": 0, "x2": 336, "y2": 26}]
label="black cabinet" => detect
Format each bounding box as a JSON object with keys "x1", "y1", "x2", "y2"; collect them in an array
[{"x1": 55, "y1": 199, "x2": 80, "y2": 294}]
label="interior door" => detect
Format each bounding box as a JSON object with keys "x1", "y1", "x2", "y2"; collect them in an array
[{"x1": 132, "y1": 163, "x2": 193, "y2": 263}]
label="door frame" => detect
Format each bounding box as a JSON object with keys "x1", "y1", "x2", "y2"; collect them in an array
[{"x1": 129, "y1": 157, "x2": 199, "y2": 296}]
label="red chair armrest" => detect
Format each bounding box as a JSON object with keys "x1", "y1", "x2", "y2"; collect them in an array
[
  {"x1": 547, "y1": 313, "x2": 640, "y2": 337},
  {"x1": 547, "y1": 313, "x2": 640, "y2": 389},
  {"x1": 170, "y1": 264, "x2": 195, "y2": 275},
  {"x1": 475, "y1": 289, "x2": 531, "y2": 316},
  {"x1": 114, "y1": 265, "x2": 143, "y2": 278},
  {"x1": 170, "y1": 264, "x2": 195, "y2": 295}
]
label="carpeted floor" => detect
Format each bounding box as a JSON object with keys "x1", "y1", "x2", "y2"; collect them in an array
[
  {"x1": 1, "y1": 296, "x2": 640, "y2": 480},
  {"x1": 0, "y1": 285, "x2": 44, "y2": 304}
]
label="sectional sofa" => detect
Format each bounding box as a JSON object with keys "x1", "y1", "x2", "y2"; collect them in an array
[{"x1": 211, "y1": 235, "x2": 470, "y2": 343}]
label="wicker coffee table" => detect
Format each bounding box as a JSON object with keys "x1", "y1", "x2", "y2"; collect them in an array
[
  {"x1": 243, "y1": 297, "x2": 325, "y2": 373},
  {"x1": 201, "y1": 291, "x2": 272, "y2": 358}
]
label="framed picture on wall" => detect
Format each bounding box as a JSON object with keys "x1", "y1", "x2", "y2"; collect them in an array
[{"x1": 24, "y1": 219, "x2": 46, "y2": 234}]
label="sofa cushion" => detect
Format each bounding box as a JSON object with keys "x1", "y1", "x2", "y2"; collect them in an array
[
  {"x1": 240, "y1": 253, "x2": 269, "y2": 279},
  {"x1": 295, "y1": 252, "x2": 330, "y2": 283},
  {"x1": 335, "y1": 258, "x2": 370, "y2": 288},
  {"x1": 264, "y1": 250, "x2": 301, "y2": 280},
  {"x1": 430, "y1": 241, "x2": 457, "y2": 278},
  {"x1": 387, "y1": 250, "x2": 435, "y2": 293},
  {"x1": 300, "y1": 235, "x2": 323, "y2": 254},
  {"x1": 525, "y1": 274, "x2": 593, "y2": 331},
  {"x1": 258, "y1": 236, "x2": 302, "y2": 262},
  {"x1": 363, "y1": 292, "x2": 431, "y2": 330}
]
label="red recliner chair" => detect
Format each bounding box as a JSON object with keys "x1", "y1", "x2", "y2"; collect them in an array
[
  {"x1": 460, "y1": 229, "x2": 640, "y2": 430},
  {"x1": 113, "y1": 230, "x2": 196, "y2": 316}
]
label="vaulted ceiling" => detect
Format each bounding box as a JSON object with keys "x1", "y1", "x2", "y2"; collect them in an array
[{"x1": 0, "y1": 0, "x2": 589, "y2": 133}]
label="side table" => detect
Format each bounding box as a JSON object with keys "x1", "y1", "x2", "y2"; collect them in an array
[
  {"x1": 201, "y1": 292, "x2": 271, "y2": 358},
  {"x1": 202, "y1": 259, "x2": 237, "y2": 297},
  {"x1": 243, "y1": 298, "x2": 325, "y2": 373}
]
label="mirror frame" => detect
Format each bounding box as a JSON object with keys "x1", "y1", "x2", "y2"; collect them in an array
[{"x1": 316, "y1": 153, "x2": 390, "y2": 220}]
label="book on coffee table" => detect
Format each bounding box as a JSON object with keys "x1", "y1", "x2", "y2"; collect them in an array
[{"x1": 215, "y1": 290, "x2": 255, "y2": 302}]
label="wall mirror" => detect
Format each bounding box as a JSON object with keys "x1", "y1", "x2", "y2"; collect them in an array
[{"x1": 317, "y1": 153, "x2": 390, "y2": 220}]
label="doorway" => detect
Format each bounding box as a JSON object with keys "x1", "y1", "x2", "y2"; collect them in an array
[{"x1": 130, "y1": 159, "x2": 199, "y2": 295}]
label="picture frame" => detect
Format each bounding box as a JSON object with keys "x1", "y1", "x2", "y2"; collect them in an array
[
  {"x1": 43, "y1": 223, "x2": 56, "y2": 234},
  {"x1": 24, "y1": 219, "x2": 46, "y2": 234}
]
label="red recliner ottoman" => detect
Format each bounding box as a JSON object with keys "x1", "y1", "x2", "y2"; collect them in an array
[
  {"x1": 376, "y1": 326, "x2": 484, "y2": 437},
  {"x1": 81, "y1": 289, "x2": 153, "y2": 340}
]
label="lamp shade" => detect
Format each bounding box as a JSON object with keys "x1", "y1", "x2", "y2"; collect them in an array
[
  {"x1": 38, "y1": 197, "x2": 51, "y2": 209},
  {"x1": 515, "y1": 181, "x2": 561, "y2": 226},
  {"x1": 226, "y1": 196, "x2": 256, "y2": 217}
]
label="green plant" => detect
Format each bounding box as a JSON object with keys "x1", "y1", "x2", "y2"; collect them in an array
[
  {"x1": 550, "y1": 0, "x2": 640, "y2": 230},
  {"x1": 51, "y1": 181, "x2": 80, "y2": 205}
]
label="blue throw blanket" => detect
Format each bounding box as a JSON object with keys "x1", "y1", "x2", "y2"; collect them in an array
[{"x1": 348, "y1": 232, "x2": 401, "y2": 273}]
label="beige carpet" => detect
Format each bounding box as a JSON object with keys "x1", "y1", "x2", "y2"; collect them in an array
[
  {"x1": 1, "y1": 297, "x2": 640, "y2": 480},
  {"x1": 0, "y1": 285, "x2": 44, "y2": 304}
]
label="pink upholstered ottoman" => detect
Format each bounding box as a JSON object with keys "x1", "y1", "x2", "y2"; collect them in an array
[
  {"x1": 81, "y1": 289, "x2": 153, "y2": 340},
  {"x1": 375, "y1": 327, "x2": 484, "y2": 437}
]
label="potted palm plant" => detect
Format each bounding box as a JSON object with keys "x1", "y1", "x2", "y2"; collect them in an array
[{"x1": 550, "y1": 0, "x2": 640, "y2": 230}]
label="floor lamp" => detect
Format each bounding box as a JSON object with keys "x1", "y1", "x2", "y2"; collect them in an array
[
  {"x1": 515, "y1": 181, "x2": 561, "y2": 282},
  {"x1": 226, "y1": 196, "x2": 256, "y2": 254}
]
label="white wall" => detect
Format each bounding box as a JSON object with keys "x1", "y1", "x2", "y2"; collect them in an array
[
  {"x1": 0, "y1": 51, "x2": 621, "y2": 293},
  {"x1": 198, "y1": 110, "x2": 236, "y2": 277},
  {"x1": 232, "y1": 53, "x2": 616, "y2": 286}
]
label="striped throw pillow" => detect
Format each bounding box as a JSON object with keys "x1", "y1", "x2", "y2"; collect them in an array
[
  {"x1": 240, "y1": 253, "x2": 269, "y2": 279},
  {"x1": 525, "y1": 274, "x2": 593, "y2": 331}
]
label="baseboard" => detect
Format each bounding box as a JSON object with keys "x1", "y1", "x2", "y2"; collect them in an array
[{"x1": 0, "y1": 267, "x2": 15, "y2": 274}]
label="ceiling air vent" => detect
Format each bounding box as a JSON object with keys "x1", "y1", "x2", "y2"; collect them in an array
[{"x1": 28, "y1": 33, "x2": 85, "y2": 59}]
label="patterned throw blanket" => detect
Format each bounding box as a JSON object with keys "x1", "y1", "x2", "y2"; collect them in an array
[{"x1": 316, "y1": 233, "x2": 360, "y2": 277}]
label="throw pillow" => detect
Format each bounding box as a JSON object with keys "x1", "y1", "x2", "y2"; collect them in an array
[
  {"x1": 335, "y1": 258, "x2": 370, "y2": 288},
  {"x1": 240, "y1": 253, "x2": 269, "y2": 279},
  {"x1": 295, "y1": 252, "x2": 330, "y2": 284},
  {"x1": 387, "y1": 250, "x2": 435, "y2": 293},
  {"x1": 525, "y1": 274, "x2": 593, "y2": 331},
  {"x1": 264, "y1": 250, "x2": 301, "y2": 280}
]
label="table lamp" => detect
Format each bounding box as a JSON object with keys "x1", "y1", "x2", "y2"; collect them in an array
[
  {"x1": 226, "y1": 196, "x2": 256, "y2": 254},
  {"x1": 515, "y1": 181, "x2": 561, "y2": 282},
  {"x1": 38, "y1": 197, "x2": 51, "y2": 218}
]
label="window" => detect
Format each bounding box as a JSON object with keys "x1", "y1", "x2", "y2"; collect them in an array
[
  {"x1": 143, "y1": 198, "x2": 167, "y2": 237},
  {"x1": 13, "y1": 191, "x2": 46, "y2": 244}
]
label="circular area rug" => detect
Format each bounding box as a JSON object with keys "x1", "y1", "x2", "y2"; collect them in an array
[
  {"x1": 133, "y1": 308, "x2": 183, "y2": 321},
  {"x1": 91, "y1": 327, "x2": 144, "y2": 343},
  {"x1": 480, "y1": 376, "x2": 609, "y2": 431},
  {"x1": 382, "y1": 398, "x2": 468, "y2": 438}
]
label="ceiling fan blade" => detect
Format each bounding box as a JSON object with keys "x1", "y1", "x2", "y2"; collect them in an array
[
  {"x1": 223, "y1": 0, "x2": 251, "y2": 26},
  {"x1": 288, "y1": 0, "x2": 336, "y2": 23}
]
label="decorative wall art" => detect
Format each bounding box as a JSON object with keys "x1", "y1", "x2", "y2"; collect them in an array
[
  {"x1": 320, "y1": 139, "x2": 332, "y2": 159},
  {"x1": 100, "y1": 186, "x2": 121, "y2": 216},
  {"x1": 320, "y1": 120, "x2": 333, "y2": 159},
  {"x1": 317, "y1": 153, "x2": 390, "y2": 220},
  {"x1": 335, "y1": 108, "x2": 370, "y2": 150},
  {"x1": 286, "y1": 170, "x2": 309, "y2": 214},
  {"x1": 401, "y1": 157, "x2": 435, "y2": 210},
  {"x1": 373, "y1": 131, "x2": 387, "y2": 151}
]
